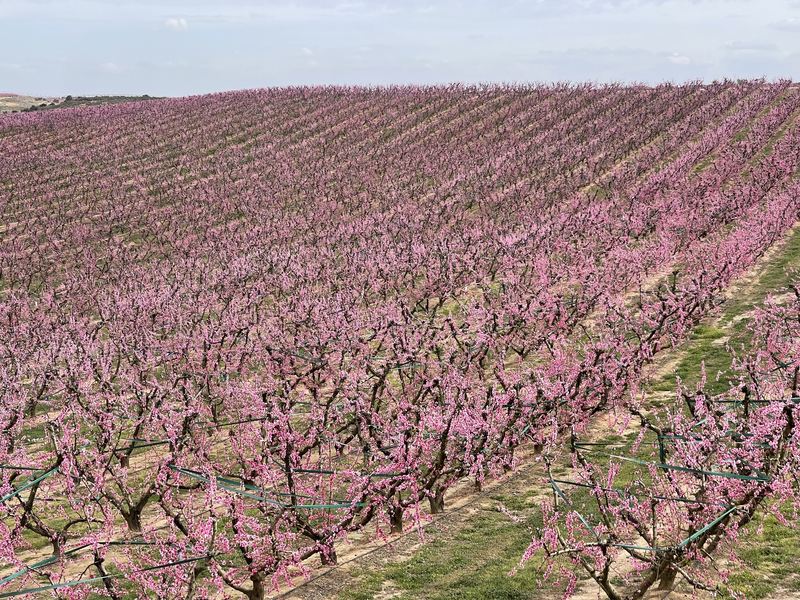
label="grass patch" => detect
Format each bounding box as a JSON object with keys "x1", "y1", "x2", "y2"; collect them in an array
[
  {"x1": 651, "y1": 323, "x2": 731, "y2": 394},
  {"x1": 339, "y1": 507, "x2": 547, "y2": 600},
  {"x1": 692, "y1": 154, "x2": 716, "y2": 174},
  {"x1": 339, "y1": 433, "x2": 642, "y2": 600},
  {"x1": 653, "y1": 224, "x2": 800, "y2": 395},
  {"x1": 489, "y1": 489, "x2": 540, "y2": 512},
  {"x1": 722, "y1": 511, "x2": 800, "y2": 599}
]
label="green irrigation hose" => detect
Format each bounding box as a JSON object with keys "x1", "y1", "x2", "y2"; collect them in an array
[
  {"x1": 0, "y1": 555, "x2": 209, "y2": 599},
  {"x1": 548, "y1": 478, "x2": 725, "y2": 506},
  {"x1": 0, "y1": 467, "x2": 59, "y2": 503},
  {"x1": 169, "y1": 465, "x2": 368, "y2": 509},
  {"x1": 549, "y1": 478, "x2": 740, "y2": 552},
  {"x1": 0, "y1": 465, "x2": 42, "y2": 471},
  {"x1": 0, "y1": 541, "x2": 153, "y2": 586},
  {"x1": 574, "y1": 446, "x2": 770, "y2": 482}
]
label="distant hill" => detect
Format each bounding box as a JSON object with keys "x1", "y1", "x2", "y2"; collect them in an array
[
  {"x1": 0, "y1": 94, "x2": 161, "y2": 113},
  {"x1": 0, "y1": 94, "x2": 57, "y2": 112}
]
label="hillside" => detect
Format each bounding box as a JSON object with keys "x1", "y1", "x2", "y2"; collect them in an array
[{"x1": 1, "y1": 82, "x2": 800, "y2": 599}]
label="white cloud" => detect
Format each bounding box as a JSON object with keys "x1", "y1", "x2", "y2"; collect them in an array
[
  {"x1": 667, "y1": 52, "x2": 691, "y2": 65},
  {"x1": 100, "y1": 61, "x2": 121, "y2": 73},
  {"x1": 301, "y1": 47, "x2": 314, "y2": 56},
  {"x1": 724, "y1": 40, "x2": 776, "y2": 51},
  {"x1": 770, "y1": 17, "x2": 800, "y2": 31},
  {"x1": 164, "y1": 17, "x2": 189, "y2": 31}
]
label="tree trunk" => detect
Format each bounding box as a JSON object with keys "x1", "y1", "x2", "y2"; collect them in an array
[
  {"x1": 50, "y1": 533, "x2": 65, "y2": 557},
  {"x1": 320, "y1": 545, "x2": 337, "y2": 566},
  {"x1": 96, "y1": 556, "x2": 124, "y2": 600},
  {"x1": 123, "y1": 509, "x2": 143, "y2": 532},
  {"x1": 657, "y1": 564, "x2": 678, "y2": 590},
  {"x1": 504, "y1": 448, "x2": 516, "y2": 473},
  {"x1": 247, "y1": 576, "x2": 266, "y2": 600},
  {"x1": 389, "y1": 505, "x2": 403, "y2": 534},
  {"x1": 25, "y1": 399, "x2": 37, "y2": 418},
  {"x1": 429, "y1": 486, "x2": 445, "y2": 514}
]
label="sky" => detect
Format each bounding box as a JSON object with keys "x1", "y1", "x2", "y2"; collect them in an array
[{"x1": 2, "y1": 0, "x2": 800, "y2": 97}]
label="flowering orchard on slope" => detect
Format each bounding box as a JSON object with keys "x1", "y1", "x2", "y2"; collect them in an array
[
  {"x1": 0, "y1": 81, "x2": 799, "y2": 599},
  {"x1": 527, "y1": 281, "x2": 800, "y2": 599}
]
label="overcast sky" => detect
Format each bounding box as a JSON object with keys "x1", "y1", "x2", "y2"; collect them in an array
[{"x1": 2, "y1": 0, "x2": 800, "y2": 97}]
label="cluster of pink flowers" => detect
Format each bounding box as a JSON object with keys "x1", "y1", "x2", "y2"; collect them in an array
[{"x1": 0, "y1": 81, "x2": 798, "y2": 598}]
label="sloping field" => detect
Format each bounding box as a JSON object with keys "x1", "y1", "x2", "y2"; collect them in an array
[{"x1": 1, "y1": 82, "x2": 800, "y2": 599}]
